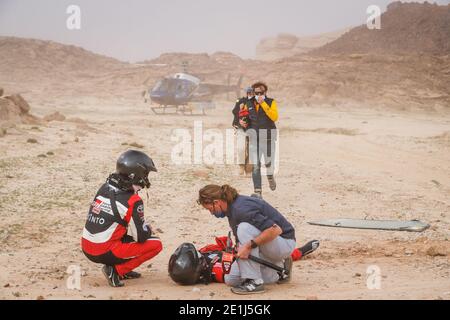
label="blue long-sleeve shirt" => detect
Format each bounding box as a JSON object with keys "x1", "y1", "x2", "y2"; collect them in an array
[{"x1": 226, "y1": 195, "x2": 295, "y2": 243}]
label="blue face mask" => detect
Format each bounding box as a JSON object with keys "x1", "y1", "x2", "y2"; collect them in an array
[
  {"x1": 213, "y1": 211, "x2": 226, "y2": 218},
  {"x1": 212, "y1": 203, "x2": 226, "y2": 218}
]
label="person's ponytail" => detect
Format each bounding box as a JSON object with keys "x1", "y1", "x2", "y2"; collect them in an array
[{"x1": 221, "y1": 184, "x2": 238, "y2": 203}]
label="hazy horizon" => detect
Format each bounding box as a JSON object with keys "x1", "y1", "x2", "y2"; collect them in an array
[{"x1": 1, "y1": 0, "x2": 449, "y2": 62}]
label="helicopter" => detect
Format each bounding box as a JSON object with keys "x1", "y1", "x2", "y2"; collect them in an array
[{"x1": 142, "y1": 72, "x2": 243, "y2": 115}]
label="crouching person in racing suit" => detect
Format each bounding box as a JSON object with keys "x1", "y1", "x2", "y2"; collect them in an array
[{"x1": 81, "y1": 150, "x2": 163, "y2": 287}]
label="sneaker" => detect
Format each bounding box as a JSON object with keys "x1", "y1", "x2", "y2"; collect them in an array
[
  {"x1": 300, "y1": 240, "x2": 320, "y2": 257},
  {"x1": 267, "y1": 176, "x2": 277, "y2": 191},
  {"x1": 102, "y1": 265, "x2": 124, "y2": 287},
  {"x1": 231, "y1": 279, "x2": 265, "y2": 295},
  {"x1": 277, "y1": 257, "x2": 292, "y2": 284},
  {"x1": 120, "y1": 271, "x2": 141, "y2": 280},
  {"x1": 251, "y1": 190, "x2": 262, "y2": 199}
]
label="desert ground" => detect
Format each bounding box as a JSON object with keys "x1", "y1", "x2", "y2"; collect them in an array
[{"x1": 0, "y1": 97, "x2": 449, "y2": 300}]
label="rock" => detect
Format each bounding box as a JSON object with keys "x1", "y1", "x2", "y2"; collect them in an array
[
  {"x1": 43, "y1": 111, "x2": 65, "y2": 122},
  {"x1": 354, "y1": 273, "x2": 362, "y2": 277},
  {"x1": 12, "y1": 292, "x2": 21, "y2": 298},
  {"x1": 4, "y1": 283, "x2": 10, "y2": 288},
  {"x1": 0, "y1": 87, "x2": 3, "y2": 96},
  {"x1": 192, "y1": 170, "x2": 209, "y2": 179},
  {"x1": 74, "y1": 137, "x2": 79, "y2": 143},
  {"x1": 1, "y1": 96, "x2": 37, "y2": 124},
  {"x1": 156, "y1": 228, "x2": 164, "y2": 234},
  {"x1": 426, "y1": 246, "x2": 447, "y2": 257},
  {"x1": 129, "y1": 142, "x2": 144, "y2": 149},
  {"x1": 431, "y1": 180, "x2": 441, "y2": 187},
  {"x1": 36, "y1": 295, "x2": 45, "y2": 300},
  {"x1": 0, "y1": 127, "x2": 6, "y2": 137},
  {"x1": 4, "y1": 94, "x2": 30, "y2": 114},
  {"x1": 404, "y1": 249, "x2": 414, "y2": 255},
  {"x1": 192, "y1": 287, "x2": 201, "y2": 292},
  {"x1": 27, "y1": 138, "x2": 38, "y2": 143},
  {"x1": 306, "y1": 295, "x2": 318, "y2": 300},
  {"x1": 46, "y1": 151, "x2": 54, "y2": 156}
]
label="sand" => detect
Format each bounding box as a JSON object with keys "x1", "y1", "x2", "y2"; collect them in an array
[{"x1": 0, "y1": 99, "x2": 449, "y2": 300}]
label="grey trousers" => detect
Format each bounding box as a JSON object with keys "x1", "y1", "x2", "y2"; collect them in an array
[{"x1": 224, "y1": 222, "x2": 296, "y2": 286}]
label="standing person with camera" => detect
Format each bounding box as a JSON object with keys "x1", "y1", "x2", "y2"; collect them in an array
[
  {"x1": 243, "y1": 82, "x2": 278, "y2": 199},
  {"x1": 232, "y1": 87, "x2": 254, "y2": 176}
]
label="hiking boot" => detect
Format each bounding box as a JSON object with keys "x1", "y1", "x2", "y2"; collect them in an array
[
  {"x1": 102, "y1": 265, "x2": 124, "y2": 287},
  {"x1": 267, "y1": 176, "x2": 276, "y2": 191},
  {"x1": 277, "y1": 257, "x2": 292, "y2": 284},
  {"x1": 251, "y1": 190, "x2": 262, "y2": 199},
  {"x1": 120, "y1": 271, "x2": 141, "y2": 280},
  {"x1": 231, "y1": 279, "x2": 265, "y2": 295}
]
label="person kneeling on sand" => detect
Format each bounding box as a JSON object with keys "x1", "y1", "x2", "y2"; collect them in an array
[
  {"x1": 81, "y1": 150, "x2": 163, "y2": 287},
  {"x1": 197, "y1": 184, "x2": 297, "y2": 295}
]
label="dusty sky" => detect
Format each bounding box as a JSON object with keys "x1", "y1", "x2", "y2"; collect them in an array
[{"x1": 0, "y1": 0, "x2": 449, "y2": 62}]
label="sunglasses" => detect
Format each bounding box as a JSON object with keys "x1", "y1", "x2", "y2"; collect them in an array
[
  {"x1": 254, "y1": 91, "x2": 265, "y2": 96},
  {"x1": 197, "y1": 198, "x2": 213, "y2": 205}
]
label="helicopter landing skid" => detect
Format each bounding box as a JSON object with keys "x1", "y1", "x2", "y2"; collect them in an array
[{"x1": 150, "y1": 104, "x2": 207, "y2": 116}]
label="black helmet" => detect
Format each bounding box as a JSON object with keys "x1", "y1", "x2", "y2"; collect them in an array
[
  {"x1": 168, "y1": 243, "x2": 209, "y2": 285},
  {"x1": 115, "y1": 150, "x2": 157, "y2": 189}
]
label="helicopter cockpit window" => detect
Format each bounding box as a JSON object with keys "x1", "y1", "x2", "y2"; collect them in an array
[
  {"x1": 176, "y1": 81, "x2": 194, "y2": 95},
  {"x1": 154, "y1": 80, "x2": 169, "y2": 91}
]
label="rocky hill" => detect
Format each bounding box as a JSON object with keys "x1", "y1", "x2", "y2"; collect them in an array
[
  {"x1": 256, "y1": 29, "x2": 348, "y2": 61},
  {"x1": 312, "y1": 1, "x2": 450, "y2": 55}
]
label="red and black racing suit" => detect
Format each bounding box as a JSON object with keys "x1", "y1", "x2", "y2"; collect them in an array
[
  {"x1": 199, "y1": 236, "x2": 305, "y2": 283},
  {"x1": 81, "y1": 181, "x2": 162, "y2": 276}
]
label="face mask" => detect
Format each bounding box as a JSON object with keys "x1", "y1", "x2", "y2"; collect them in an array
[
  {"x1": 212, "y1": 203, "x2": 226, "y2": 218},
  {"x1": 213, "y1": 211, "x2": 226, "y2": 218}
]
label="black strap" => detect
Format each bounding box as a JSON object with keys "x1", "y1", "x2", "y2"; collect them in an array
[{"x1": 109, "y1": 189, "x2": 128, "y2": 227}]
